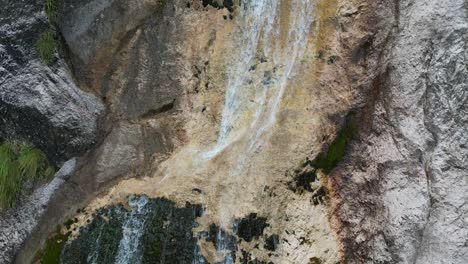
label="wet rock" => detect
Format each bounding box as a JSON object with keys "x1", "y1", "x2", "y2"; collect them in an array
[
  {"x1": 61, "y1": 206, "x2": 127, "y2": 264},
  {"x1": 206, "y1": 223, "x2": 238, "y2": 251},
  {"x1": 240, "y1": 250, "x2": 270, "y2": 264},
  {"x1": 141, "y1": 200, "x2": 204, "y2": 264},
  {"x1": 264, "y1": 234, "x2": 279, "y2": 251},
  {"x1": 202, "y1": 0, "x2": 237, "y2": 12},
  {"x1": 57, "y1": 196, "x2": 205, "y2": 264},
  {"x1": 234, "y1": 213, "x2": 269, "y2": 243}
]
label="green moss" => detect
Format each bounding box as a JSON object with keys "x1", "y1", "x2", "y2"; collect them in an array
[
  {"x1": 309, "y1": 257, "x2": 323, "y2": 264},
  {"x1": 36, "y1": 227, "x2": 70, "y2": 264},
  {"x1": 314, "y1": 114, "x2": 358, "y2": 174},
  {"x1": 0, "y1": 140, "x2": 54, "y2": 208},
  {"x1": 57, "y1": 197, "x2": 204, "y2": 264},
  {"x1": 36, "y1": 31, "x2": 55, "y2": 65}
]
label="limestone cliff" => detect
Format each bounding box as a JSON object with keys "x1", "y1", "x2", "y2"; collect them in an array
[{"x1": 0, "y1": 0, "x2": 466, "y2": 264}]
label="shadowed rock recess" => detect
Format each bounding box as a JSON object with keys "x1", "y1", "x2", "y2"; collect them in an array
[{"x1": 0, "y1": 0, "x2": 466, "y2": 263}]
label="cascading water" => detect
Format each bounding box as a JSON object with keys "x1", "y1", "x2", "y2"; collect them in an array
[
  {"x1": 114, "y1": 196, "x2": 149, "y2": 264},
  {"x1": 205, "y1": 0, "x2": 315, "y2": 163},
  {"x1": 59, "y1": 1, "x2": 318, "y2": 263},
  {"x1": 207, "y1": 0, "x2": 316, "y2": 261}
]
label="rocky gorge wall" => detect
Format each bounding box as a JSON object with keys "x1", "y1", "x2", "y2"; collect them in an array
[{"x1": 0, "y1": 0, "x2": 466, "y2": 264}]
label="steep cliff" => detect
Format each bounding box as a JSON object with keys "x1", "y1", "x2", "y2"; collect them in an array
[
  {"x1": 0, "y1": 0, "x2": 466, "y2": 264},
  {"x1": 330, "y1": 0, "x2": 468, "y2": 263}
]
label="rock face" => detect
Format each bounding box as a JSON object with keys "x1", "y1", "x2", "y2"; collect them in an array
[
  {"x1": 59, "y1": 0, "x2": 180, "y2": 119},
  {"x1": 1, "y1": 0, "x2": 467, "y2": 264},
  {"x1": 0, "y1": 0, "x2": 104, "y2": 164},
  {"x1": 330, "y1": 0, "x2": 468, "y2": 263}
]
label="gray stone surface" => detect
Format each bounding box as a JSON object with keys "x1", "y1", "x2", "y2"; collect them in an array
[
  {"x1": 0, "y1": 0, "x2": 104, "y2": 164},
  {"x1": 60, "y1": 0, "x2": 179, "y2": 119}
]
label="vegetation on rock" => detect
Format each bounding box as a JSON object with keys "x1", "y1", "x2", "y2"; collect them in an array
[
  {"x1": 289, "y1": 113, "x2": 358, "y2": 196},
  {"x1": 0, "y1": 140, "x2": 54, "y2": 208},
  {"x1": 37, "y1": 0, "x2": 59, "y2": 65},
  {"x1": 314, "y1": 114, "x2": 358, "y2": 174},
  {"x1": 37, "y1": 227, "x2": 70, "y2": 264},
  {"x1": 45, "y1": 0, "x2": 59, "y2": 24},
  {"x1": 36, "y1": 31, "x2": 55, "y2": 65}
]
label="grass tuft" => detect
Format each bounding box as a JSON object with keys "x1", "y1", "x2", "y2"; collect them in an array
[
  {"x1": 19, "y1": 148, "x2": 48, "y2": 180},
  {"x1": 36, "y1": 31, "x2": 55, "y2": 65},
  {"x1": 0, "y1": 140, "x2": 55, "y2": 208},
  {"x1": 45, "y1": 0, "x2": 59, "y2": 24}
]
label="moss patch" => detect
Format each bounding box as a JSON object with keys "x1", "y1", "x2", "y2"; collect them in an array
[
  {"x1": 56, "y1": 197, "x2": 205, "y2": 264},
  {"x1": 314, "y1": 114, "x2": 358, "y2": 174},
  {"x1": 289, "y1": 113, "x2": 358, "y2": 195},
  {"x1": 35, "y1": 227, "x2": 70, "y2": 264},
  {"x1": 37, "y1": 0, "x2": 61, "y2": 65},
  {"x1": 61, "y1": 206, "x2": 127, "y2": 264}
]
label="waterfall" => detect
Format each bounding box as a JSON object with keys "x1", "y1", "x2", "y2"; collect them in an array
[
  {"x1": 114, "y1": 196, "x2": 149, "y2": 264},
  {"x1": 62, "y1": 1, "x2": 317, "y2": 263},
  {"x1": 205, "y1": 0, "x2": 315, "y2": 162}
]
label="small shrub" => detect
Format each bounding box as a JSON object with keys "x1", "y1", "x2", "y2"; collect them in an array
[
  {"x1": 36, "y1": 31, "x2": 55, "y2": 65},
  {"x1": 0, "y1": 140, "x2": 55, "y2": 208}
]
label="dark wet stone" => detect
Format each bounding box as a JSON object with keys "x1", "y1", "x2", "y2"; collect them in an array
[
  {"x1": 288, "y1": 164, "x2": 317, "y2": 193},
  {"x1": 234, "y1": 213, "x2": 269, "y2": 242},
  {"x1": 264, "y1": 234, "x2": 279, "y2": 251},
  {"x1": 61, "y1": 206, "x2": 127, "y2": 264},
  {"x1": 202, "y1": 0, "x2": 237, "y2": 12},
  {"x1": 240, "y1": 250, "x2": 271, "y2": 264},
  {"x1": 141, "y1": 199, "x2": 204, "y2": 264},
  {"x1": 57, "y1": 196, "x2": 206, "y2": 264}
]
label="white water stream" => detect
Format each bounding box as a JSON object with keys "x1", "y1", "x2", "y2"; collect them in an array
[
  {"x1": 114, "y1": 196, "x2": 149, "y2": 264},
  {"x1": 205, "y1": 0, "x2": 315, "y2": 163}
]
